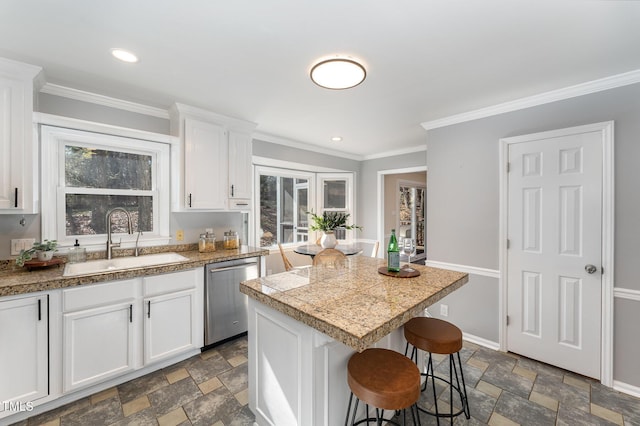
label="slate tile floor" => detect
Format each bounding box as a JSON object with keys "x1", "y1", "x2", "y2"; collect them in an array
[{"x1": 12, "y1": 337, "x2": 640, "y2": 426}]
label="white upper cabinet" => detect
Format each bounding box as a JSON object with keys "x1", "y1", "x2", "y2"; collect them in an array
[
  {"x1": 170, "y1": 103, "x2": 256, "y2": 212},
  {"x1": 184, "y1": 118, "x2": 228, "y2": 209},
  {"x1": 0, "y1": 58, "x2": 41, "y2": 213},
  {"x1": 228, "y1": 129, "x2": 253, "y2": 208}
]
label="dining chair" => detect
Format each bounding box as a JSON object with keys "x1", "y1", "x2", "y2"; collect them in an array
[
  {"x1": 278, "y1": 243, "x2": 295, "y2": 271},
  {"x1": 313, "y1": 248, "x2": 347, "y2": 268},
  {"x1": 370, "y1": 241, "x2": 380, "y2": 258}
]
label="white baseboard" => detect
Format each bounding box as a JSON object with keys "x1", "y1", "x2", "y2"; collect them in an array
[
  {"x1": 613, "y1": 380, "x2": 640, "y2": 398},
  {"x1": 462, "y1": 332, "x2": 500, "y2": 351}
]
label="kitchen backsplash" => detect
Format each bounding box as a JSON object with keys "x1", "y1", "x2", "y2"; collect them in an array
[{"x1": 0, "y1": 211, "x2": 248, "y2": 260}]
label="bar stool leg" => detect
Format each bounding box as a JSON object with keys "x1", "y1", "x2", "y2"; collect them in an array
[
  {"x1": 427, "y1": 353, "x2": 440, "y2": 422},
  {"x1": 456, "y1": 352, "x2": 470, "y2": 418}
]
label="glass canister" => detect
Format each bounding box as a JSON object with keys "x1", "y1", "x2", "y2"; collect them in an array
[
  {"x1": 199, "y1": 230, "x2": 216, "y2": 253},
  {"x1": 223, "y1": 229, "x2": 239, "y2": 249}
]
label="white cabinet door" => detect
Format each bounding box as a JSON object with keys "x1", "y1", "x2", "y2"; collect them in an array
[
  {"x1": 144, "y1": 289, "x2": 197, "y2": 365},
  {"x1": 0, "y1": 295, "x2": 48, "y2": 412},
  {"x1": 184, "y1": 118, "x2": 228, "y2": 210},
  {"x1": 142, "y1": 269, "x2": 202, "y2": 365},
  {"x1": 228, "y1": 130, "x2": 253, "y2": 202},
  {"x1": 63, "y1": 301, "x2": 136, "y2": 392},
  {"x1": 0, "y1": 59, "x2": 40, "y2": 213}
]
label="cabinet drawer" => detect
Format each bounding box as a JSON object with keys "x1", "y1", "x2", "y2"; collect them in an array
[
  {"x1": 228, "y1": 198, "x2": 251, "y2": 210},
  {"x1": 143, "y1": 269, "x2": 199, "y2": 297},
  {"x1": 63, "y1": 279, "x2": 138, "y2": 312}
]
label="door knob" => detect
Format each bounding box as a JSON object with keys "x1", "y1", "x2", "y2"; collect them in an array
[{"x1": 585, "y1": 264, "x2": 598, "y2": 274}]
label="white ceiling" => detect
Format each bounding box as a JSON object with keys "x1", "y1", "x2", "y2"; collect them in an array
[{"x1": 2, "y1": 1, "x2": 640, "y2": 159}]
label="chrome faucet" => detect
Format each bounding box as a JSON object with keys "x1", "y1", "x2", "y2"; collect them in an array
[{"x1": 106, "y1": 207, "x2": 133, "y2": 259}]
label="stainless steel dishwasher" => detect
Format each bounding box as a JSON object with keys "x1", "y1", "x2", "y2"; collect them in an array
[{"x1": 204, "y1": 257, "x2": 260, "y2": 347}]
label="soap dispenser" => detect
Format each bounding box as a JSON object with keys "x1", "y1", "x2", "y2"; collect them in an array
[{"x1": 68, "y1": 239, "x2": 87, "y2": 263}]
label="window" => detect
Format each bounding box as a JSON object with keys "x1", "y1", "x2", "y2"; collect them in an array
[
  {"x1": 255, "y1": 165, "x2": 355, "y2": 248},
  {"x1": 317, "y1": 173, "x2": 354, "y2": 240},
  {"x1": 257, "y1": 168, "x2": 313, "y2": 247},
  {"x1": 41, "y1": 125, "x2": 171, "y2": 249}
]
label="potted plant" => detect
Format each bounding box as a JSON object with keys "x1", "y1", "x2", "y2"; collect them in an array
[
  {"x1": 16, "y1": 239, "x2": 58, "y2": 266},
  {"x1": 307, "y1": 211, "x2": 361, "y2": 248}
]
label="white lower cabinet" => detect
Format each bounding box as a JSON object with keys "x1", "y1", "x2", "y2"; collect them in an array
[
  {"x1": 143, "y1": 269, "x2": 201, "y2": 365},
  {"x1": 0, "y1": 294, "x2": 49, "y2": 415},
  {"x1": 1, "y1": 267, "x2": 204, "y2": 423},
  {"x1": 61, "y1": 269, "x2": 203, "y2": 394},
  {"x1": 62, "y1": 278, "x2": 138, "y2": 393}
]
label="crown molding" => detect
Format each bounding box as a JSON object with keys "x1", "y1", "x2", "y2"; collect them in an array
[
  {"x1": 253, "y1": 131, "x2": 364, "y2": 161},
  {"x1": 421, "y1": 68, "x2": 640, "y2": 131},
  {"x1": 363, "y1": 144, "x2": 427, "y2": 160},
  {"x1": 40, "y1": 83, "x2": 170, "y2": 119}
]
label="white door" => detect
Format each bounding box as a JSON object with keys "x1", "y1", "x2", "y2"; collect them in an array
[{"x1": 506, "y1": 126, "x2": 603, "y2": 379}]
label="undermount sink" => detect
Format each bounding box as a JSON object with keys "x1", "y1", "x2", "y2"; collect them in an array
[{"x1": 63, "y1": 252, "x2": 189, "y2": 277}]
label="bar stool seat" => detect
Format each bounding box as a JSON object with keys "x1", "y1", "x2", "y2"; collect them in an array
[
  {"x1": 346, "y1": 348, "x2": 421, "y2": 425},
  {"x1": 404, "y1": 317, "x2": 470, "y2": 424}
]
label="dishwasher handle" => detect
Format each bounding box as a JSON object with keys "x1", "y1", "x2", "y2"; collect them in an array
[{"x1": 209, "y1": 263, "x2": 257, "y2": 273}]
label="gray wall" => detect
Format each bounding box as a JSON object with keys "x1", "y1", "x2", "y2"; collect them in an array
[
  {"x1": 425, "y1": 82, "x2": 640, "y2": 387},
  {"x1": 38, "y1": 93, "x2": 169, "y2": 134},
  {"x1": 358, "y1": 151, "x2": 428, "y2": 241},
  {"x1": 252, "y1": 139, "x2": 361, "y2": 173}
]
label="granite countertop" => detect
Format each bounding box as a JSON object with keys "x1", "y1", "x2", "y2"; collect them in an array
[
  {"x1": 0, "y1": 244, "x2": 268, "y2": 297},
  {"x1": 240, "y1": 256, "x2": 469, "y2": 352}
]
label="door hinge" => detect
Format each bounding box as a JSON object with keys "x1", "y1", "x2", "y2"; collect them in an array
[
  {"x1": 506, "y1": 162, "x2": 510, "y2": 173},
  {"x1": 506, "y1": 239, "x2": 510, "y2": 249},
  {"x1": 601, "y1": 266, "x2": 605, "y2": 274},
  {"x1": 506, "y1": 315, "x2": 510, "y2": 326}
]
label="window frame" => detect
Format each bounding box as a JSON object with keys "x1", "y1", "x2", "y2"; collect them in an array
[
  {"x1": 316, "y1": 172, "x2": 356, "y2": 241},
  {"x1": 40, "y1": 122, "x2": 172, "y2": 251},
  {"x1": 254, "y1": 162, "x2": 356, "y2": 249},
  {"x1": 255, "y1": 165, "x2": 315, "y2": 248}
]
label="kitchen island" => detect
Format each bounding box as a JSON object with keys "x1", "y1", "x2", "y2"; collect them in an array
[{"x1": 240, "y1": 256, "x2": 468, "y2": 426}]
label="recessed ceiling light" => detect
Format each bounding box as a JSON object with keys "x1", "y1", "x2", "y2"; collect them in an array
[
  {"x1": 310, "y1": 57, "x2": 366, "y2": 90},
  {"x1": 111, "y1": 48, "x2": 139, "y2": 63},
  {"x1": 331, "y1": 136, "x2": 343, "y2": 142}
]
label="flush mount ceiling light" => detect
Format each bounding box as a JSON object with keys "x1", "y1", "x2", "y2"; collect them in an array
[
  {"x1": 310, "y1": 57, "x2": 366, "y2": 90},
  {"x1": 110, "y1": 48, "x2": 139, "y2": 63},
  {"x1": 331, "y1": 136, "x2": 343, "y2": 142}
]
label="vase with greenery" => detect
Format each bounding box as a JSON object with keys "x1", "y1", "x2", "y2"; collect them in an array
[
  {"x1": 16, "y1": 240, "x2": 58, "y2": 266},
  {"x1": 307, "y1": 211, "x2": 361, "y2": 248}
]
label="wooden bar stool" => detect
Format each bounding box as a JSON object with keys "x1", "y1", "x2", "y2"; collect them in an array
[
  {"x1": 404, "y1": 317, "x2": 470, "y2": 424},
  {"x1": 345, "y1": 348, "x2": 421, "y2": 426}
]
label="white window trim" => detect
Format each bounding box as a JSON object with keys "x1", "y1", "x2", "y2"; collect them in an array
[
  {"x1": 253, "y1": 162, "x2": 357, "y2": 248},
  {"x1": 254, "y1": 165, "x2": 316, "y2": 247},
  {"x1": 316, "y1": 172, "x2": 356, "y2": 242},
  {"x1": 39, "y1": 121, "x2": 173, "y2": 251}
]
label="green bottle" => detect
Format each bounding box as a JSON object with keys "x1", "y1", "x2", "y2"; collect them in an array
[{"x1": 387, "y1": 229, "x2": 400, "y2": 272}]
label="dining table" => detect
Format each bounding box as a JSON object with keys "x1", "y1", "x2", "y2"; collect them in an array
[{"x1": 293, "y1": 243, "x2": 364, "y2": 258}]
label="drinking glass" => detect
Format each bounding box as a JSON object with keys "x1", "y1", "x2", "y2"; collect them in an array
[{"x1": 403, "y1": 238, "x2": 415, "y2": 269}]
